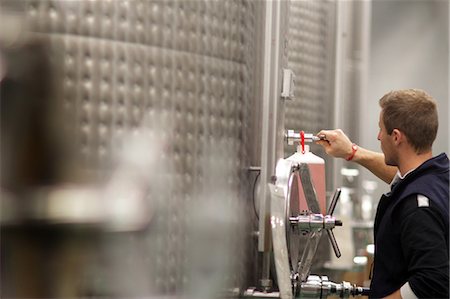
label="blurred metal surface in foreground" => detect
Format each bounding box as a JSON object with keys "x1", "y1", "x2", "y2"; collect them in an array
[{"x1": 1, "y1": 1, "x2": 256, "y2": 298}]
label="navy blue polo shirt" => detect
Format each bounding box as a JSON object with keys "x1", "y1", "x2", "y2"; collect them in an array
[{"x1": 370, "y1": 153, "x2": 449, "y2": 298}]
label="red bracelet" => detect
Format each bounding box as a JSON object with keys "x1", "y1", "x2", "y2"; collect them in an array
[{"x1": 346, "y1": 143, "x2": 358, "y2": 161}]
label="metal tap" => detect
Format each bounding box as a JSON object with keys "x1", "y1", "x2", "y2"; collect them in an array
[
  {"x1": 285, "y1": 130, "x2": 326, "y2": 146},
  {"x1": 298, "y1": 275, "x2": 370, "y2": 299},
  {"x1": 243, "y1": 277, "x2": 370, "y2": 299}
]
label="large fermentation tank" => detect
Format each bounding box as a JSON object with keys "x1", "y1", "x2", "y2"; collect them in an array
[{"x1": 1, "y1": 1, "x2": 259, "y2": 297}]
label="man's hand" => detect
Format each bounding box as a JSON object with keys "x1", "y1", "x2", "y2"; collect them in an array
[
  {"x1": 315, "y1": 128, "x2": 397, "y2": 183},
  {"x1": 316, "y1": 129, "x2": 354, "y2": 159}
]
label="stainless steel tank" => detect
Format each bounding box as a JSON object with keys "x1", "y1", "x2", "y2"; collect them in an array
[{"x1": 0, "y1": 1, "x2": 258, "y2": 297}]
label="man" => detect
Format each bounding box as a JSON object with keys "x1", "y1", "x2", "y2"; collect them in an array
[{"x1": 316, "y1": 89, "x2": 449, "y2": 298}]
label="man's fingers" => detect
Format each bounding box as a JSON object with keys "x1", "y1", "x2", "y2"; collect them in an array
[{"x1": 316, "y1": 140, "x2": 330, "y2": 147}]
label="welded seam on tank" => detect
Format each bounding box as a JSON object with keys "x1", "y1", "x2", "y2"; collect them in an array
[{"x1": 29, "y1": 32, "x2": 249, "y2": 67}]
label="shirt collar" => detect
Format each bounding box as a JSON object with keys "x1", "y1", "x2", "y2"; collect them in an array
[{"x1": 390, "y1": 168, "x2": 417, "y2": 188}]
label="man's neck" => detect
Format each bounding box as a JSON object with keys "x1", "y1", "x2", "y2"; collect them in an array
[{"x1": 398, "y1": 150, "x2": 433, "y2": 176}]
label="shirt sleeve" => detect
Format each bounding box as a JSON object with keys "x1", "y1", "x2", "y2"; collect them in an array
[
  {"x1": 400, "y1": 282, "x2": 418, "y2": 299},
  {"x1": 399, "y1": 195, "x2": 449, "y2": 298}
]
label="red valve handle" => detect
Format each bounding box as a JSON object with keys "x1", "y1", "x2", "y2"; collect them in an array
[{"x1": 300, "y1": 130, "x2": 305, "y2": 154}]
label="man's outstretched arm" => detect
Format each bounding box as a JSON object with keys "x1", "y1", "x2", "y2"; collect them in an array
[{"x1": 316, "y1": 129, "x2": 397, "y2": 184}]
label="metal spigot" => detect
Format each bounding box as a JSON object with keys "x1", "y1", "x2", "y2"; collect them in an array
[
  {"x1": 243, "y1": 277, "x2": 370, "y2": 299},
  {"x1": 285, "y1": 130, "x2": 326, "y2": 146},
  {"x1": 299, "y1": 275, "x2": 370, "y2": 299}
]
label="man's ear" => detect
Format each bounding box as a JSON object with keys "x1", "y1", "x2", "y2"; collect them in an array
[{"x1": 392, "y1": 128, "x2": 403, "y2": 144}]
